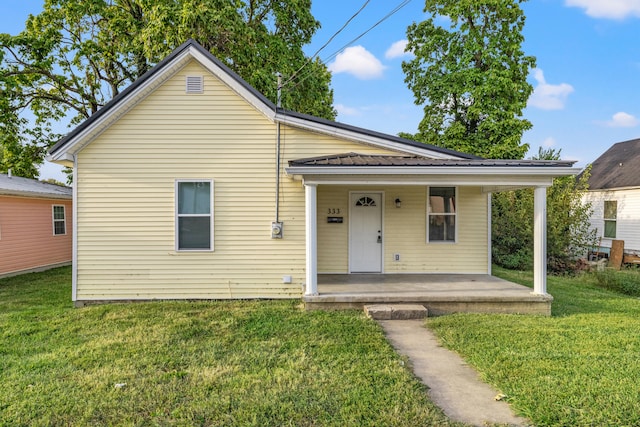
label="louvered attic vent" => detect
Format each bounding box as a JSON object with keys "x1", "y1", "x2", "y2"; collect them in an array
[{"x1": 185, "y1": 75, "x2": 204, "y2": 93}]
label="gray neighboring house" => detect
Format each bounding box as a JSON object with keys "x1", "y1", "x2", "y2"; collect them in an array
[{"x1": 584, "y1": 138, "x2": 640, "y2": 254}]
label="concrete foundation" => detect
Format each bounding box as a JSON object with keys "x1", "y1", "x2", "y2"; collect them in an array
[{"x1": 304, "y1": 274, "x2": 553, "y2": 316}]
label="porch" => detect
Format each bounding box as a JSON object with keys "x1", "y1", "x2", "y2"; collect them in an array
[{"x1": 303, "y1": 274, "x2": 553, "y2": 316}]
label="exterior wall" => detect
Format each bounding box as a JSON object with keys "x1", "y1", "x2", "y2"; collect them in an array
[
  {"x1": 0, "y1": 195, "x2": 72, "y2": 277},
  {"x1": 317, "y1": 186, "x2": 488, "y2": 274},
  {"x1": 75, "y1": 60, "x2": 397, "y2": 301},
  {"x1": 584, "y1": 189, "x2": 640, "y2": 253}
]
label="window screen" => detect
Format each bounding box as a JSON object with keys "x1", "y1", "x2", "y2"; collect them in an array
[
  {"x1": 176, "y1": 181, "x2": 212, "y2": 250},
  {"x1": 428, "y1": 187, "x2": 456, "y2": 242}
]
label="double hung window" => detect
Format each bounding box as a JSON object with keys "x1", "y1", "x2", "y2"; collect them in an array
[
  {"x1": 53, "y1": 205, "x2": 66, "y2": 235},
  {"x1": 176, "y1": 180, "x2": 213, "y2": 250},
  {"x1": 427, "y1": 187, "x2": 456, "y2": 242},
  {"x1": 603, "y1": 200, "x2": 617, "y2": 239}
]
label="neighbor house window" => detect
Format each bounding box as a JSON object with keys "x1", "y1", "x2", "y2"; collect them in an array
[
  {"x1": 52, "y1": 205, "x2": 66, "y2": 235},
  {"x1": 427, "y1": 187, "x2": 456, "y2": 242},
  {"x1": 176, "y1": 180, "x2": 213, "y2": 250},
  {"x1": 604, "y1": 200, "x2": 617, "y2": 238}
]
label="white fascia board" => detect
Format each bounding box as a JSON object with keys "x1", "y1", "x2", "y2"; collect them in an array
[
  {"x1": 296, "y1": 174, "x2": 556, "y2": 187},
  {"x1": 586, "y1": 186, "x2": 640, "y2": 192},
  {"x1": 286, "y1": 165, "x2": 581, "y2": 177},
  {"x1": 51, "y1": 47, "x2": 277, "y2": 161},
  {"x1": 276, "y1": 114, "x2": 462, "y2": 160},
  {"x1": 189, "y1": 47, "x2": 276, "y2": 122},
  {"x1": 50, "y1": 52, "x2": 193, "y2": 160},
  {"x1": 45, "y1": 152, "x2": 74, "y2": 167}
]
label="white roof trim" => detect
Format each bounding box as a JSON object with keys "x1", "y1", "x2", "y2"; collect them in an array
[
  {"x1": 287, "y1": 166, "x2": 581, "y2": 188},
  {"x1": 298, "y1": 175, "x2": 556, "y2": 187},
  {"x1": 49, "y1": 50, "x2": 193, "y2": 161},
  {"x1": 286, "y1": 165, "x2": 581, "y2": 177},
  {"x1": 189, "y1": 48, "x2": 276, "y2": 121},
  {"x1": 276, "y1": 113, "x2": 463, "y2": 160},
  {"x1": 49, "y1": 44, "x2": 277, "y2": 162}
]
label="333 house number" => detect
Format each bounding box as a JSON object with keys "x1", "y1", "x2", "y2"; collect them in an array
[{"x1": 327, "y1": 208, "x2": 341, "y2": 214}]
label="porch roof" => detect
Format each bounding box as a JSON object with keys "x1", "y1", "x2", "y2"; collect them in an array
[{"x1": 286, "y1": 153, "x2": 580, "y2": 189}]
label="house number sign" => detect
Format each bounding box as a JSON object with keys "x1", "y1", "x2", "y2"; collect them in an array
[{"x1": 327, "y1": 208, "x2": 341, "y2": 214}]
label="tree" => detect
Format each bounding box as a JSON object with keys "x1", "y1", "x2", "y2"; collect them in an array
[
  {"x1": 402, "y1": 0, "x2": 535, "y2": 159},
  {"x1": 492, "y1": 148, "x2": 597, "y2": 272},
  {"x1": 0, "y1": 0, "x2": 335, "y2": 178}
]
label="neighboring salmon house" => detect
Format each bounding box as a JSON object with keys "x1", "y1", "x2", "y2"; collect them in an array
[
  {"x1": 0, "y1": 172, "x2": 72, "y2": 277},
  {"x1": 47, "y1": 39, "x2": 579, "y2": 308}
]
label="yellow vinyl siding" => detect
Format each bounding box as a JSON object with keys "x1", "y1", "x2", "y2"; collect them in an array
[
  {"x1": 75, "y1": 60, "x2": 403, "y2": 301},
  {"x1": 317, "y1": 186, "x2": 488, "y2": 274}
]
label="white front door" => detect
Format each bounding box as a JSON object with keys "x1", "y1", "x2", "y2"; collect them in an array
[{"x1": 350, "y1": 192, "x2": 383, "y2": 273}]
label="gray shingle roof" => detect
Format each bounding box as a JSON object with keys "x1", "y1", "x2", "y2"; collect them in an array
[
  {"x1": 0, "y1": 174, "x2": 72, "y2": 199},
  {"x1": 587, "y1": 138, "x2": 640, "y2": 190},
  {"x1": 289, "y1": 153, "x2": 576, "y2": 168}
]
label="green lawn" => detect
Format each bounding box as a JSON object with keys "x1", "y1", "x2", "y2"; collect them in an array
[
  {"x1": 5, "y1": 266, "x2": 640, "y2": 426},
  {"x1": 428, "y1": 266, "x2": 640, "y2": 427},
  {"x1": 0, "y1": 267, "x2": 460, "y2": 427}
]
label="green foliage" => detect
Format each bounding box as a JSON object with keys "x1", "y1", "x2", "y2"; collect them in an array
[
  {"x1": 492, "y1": 148, "x2": 596, "y2": 272},
  {"x1": 593, "y1": 268, "x2": 640, "y2": 297},
  {"x1": 0, "y1": 0, "x2": 335, "y2": 178},
  {"x1": 0, "y1": 267, "x2": 456, "y2": 426},
  {"x1": 402, "y1": 0, "x2": 535, "y2": 159},
  {"x1": 429, "y1": 266, "x2": 640, "y2": 426}
]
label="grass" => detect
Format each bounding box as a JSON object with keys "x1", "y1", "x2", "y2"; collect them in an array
[
  {"x1": 427, "y1": 266, "x2": 640, "y2": 427},
  {"x1": 0, "y1": 267, "x2": 461, "y2": 427}
]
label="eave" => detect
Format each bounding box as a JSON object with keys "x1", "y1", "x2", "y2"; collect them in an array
[
  {"x1": 275, "y1": 112, "x2": 473, "y2": 160},
  {"x1": 285, "y1": 165, "x2": 582, "y2": 191}
]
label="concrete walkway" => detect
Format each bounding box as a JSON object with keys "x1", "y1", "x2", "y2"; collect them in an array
[{"x1": 379, "y1": 319, "x2": 531, "y2": 427}]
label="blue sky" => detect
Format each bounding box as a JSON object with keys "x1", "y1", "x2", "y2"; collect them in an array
[{"x1": 3, "y1": 0, "x2": 640, "y2": 180}]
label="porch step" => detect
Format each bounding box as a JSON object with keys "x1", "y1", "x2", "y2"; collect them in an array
[{"x1": 364, "y1": 304, "x2": 428, "y2": 320}]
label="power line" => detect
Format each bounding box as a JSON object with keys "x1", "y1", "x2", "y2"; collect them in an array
[
  {"x1": 286, "y1": 0, "x2": 414, "y2": 93},
  {"x1": 282, "y1": 0, "x2": 371, "y2": 89}
]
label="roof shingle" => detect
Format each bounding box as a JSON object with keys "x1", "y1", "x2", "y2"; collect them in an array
[
  {"x1": 288, "y1": 153, "x2": 576, "y2": 168},
  {"x1": 0, "y1": 174, "x2": 72, "y2": 199},
  {"x1": 587, "y1": 138, "x2": 640, "y2": 190}
]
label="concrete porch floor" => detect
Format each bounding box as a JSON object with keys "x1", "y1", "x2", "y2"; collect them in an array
[{"x1": 303, "y1": 274, "x2": 552, "y2": 316}]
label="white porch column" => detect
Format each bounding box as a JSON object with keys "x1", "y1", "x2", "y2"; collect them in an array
[
  {"x1": 533, "y1": 186, "x2": 548, "y2": 295},
  {"x1": 305, "y1": 183, "x2": 318, "y2": 296}
]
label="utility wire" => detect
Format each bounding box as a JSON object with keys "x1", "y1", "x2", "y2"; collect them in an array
[
  {"x1": 282, "y1": 0, "x2": 371, "y2": 89},
  {"x1": 321, "y1": 0, "x2": 412, "y2": 65},
  {"x1": 285, "y1": 0, "x2": 414, "y2": 92}
]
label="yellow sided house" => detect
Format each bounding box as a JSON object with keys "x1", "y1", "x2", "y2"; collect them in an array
[{"x1": 48, "y1": 40, "x2": 579, "y2": 313}]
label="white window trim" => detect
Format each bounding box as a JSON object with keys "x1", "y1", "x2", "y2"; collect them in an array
[
  {"x1": 603, "y1": 200, "x2": 617, "y2": 239},
  {"x1": 175, "y1": 179, "x2": 214, "y2": 252},
  {"x1": 426, "y1": 186, "x2": 458, "y2": 244},
  {"x1": 52, "y1": 205, "x2": 66, "y2": 236}
]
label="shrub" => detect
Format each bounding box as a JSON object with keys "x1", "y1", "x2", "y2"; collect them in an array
[
  {"x1": 593, "y1": 269, "x2": 640, "y2": 297},
  {"x1": 492, "y1": 148, "x2": 597, "y2": 273}
]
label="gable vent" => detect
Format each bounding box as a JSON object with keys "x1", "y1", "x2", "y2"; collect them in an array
[{"x1": 185, "y1": 75, "x2": 204, "y2": 93}]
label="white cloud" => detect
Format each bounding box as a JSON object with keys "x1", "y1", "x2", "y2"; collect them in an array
[
  {"x1": 334, "y1": 103, "x2": 361, "y2": 116},
  {"x1": 528, "y1": 68, "x2": 574, "y2": 110},
  {"x1": 385, "y1": 40, "x2": 411, "y2": 59},
  {"x1": 542, "y1": 137, "x2": 556, "y2": 148},
  {"x1": 605, "y1": 111, "x2": 639, "y2": 127},
  {"x1": 328, "y1": 46, "x2": 385, "y2": 80},
  {"x1": 565, "y1": 0, "x2": 640, "y2": 19}
]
